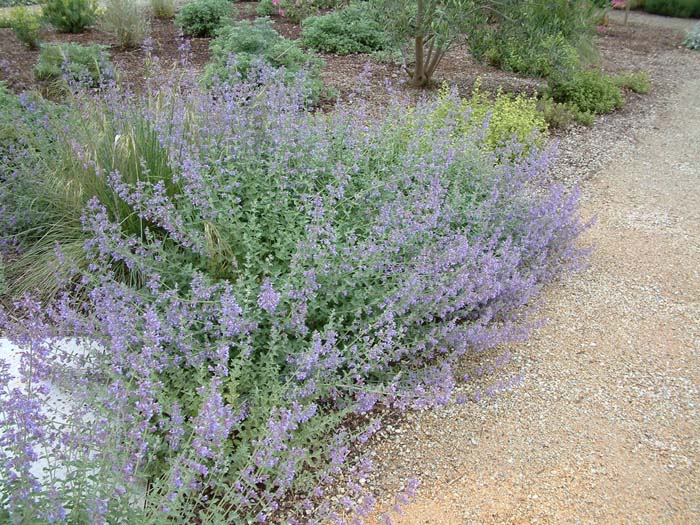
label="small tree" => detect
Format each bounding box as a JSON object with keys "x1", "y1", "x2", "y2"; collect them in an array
[{"x1": 373, "y1": 0, "x2": 488, "y2": 87}]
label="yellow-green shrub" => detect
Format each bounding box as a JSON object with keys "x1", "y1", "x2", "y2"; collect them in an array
[
  {"x1": 8, "y1": 5, "x2": 42, "y2": 48},
  {"x1": 432, "y1": 81, "x2": 548, "y2": 152}
]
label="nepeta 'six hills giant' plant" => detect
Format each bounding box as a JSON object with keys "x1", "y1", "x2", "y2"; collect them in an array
[
  {"x1": 373, "y1": 0, "x2": 488, "y2": 87},
  {"x1": 1, "y1": 65, "x2": 587, "y2": 523}
]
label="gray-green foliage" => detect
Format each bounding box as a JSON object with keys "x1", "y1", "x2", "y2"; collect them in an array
[
  {"x1": 34, "y1": 43, "x2": 114, "y2": 86},
  {"x1": 204, "y1": 18, "x2": 325, "y2": 99},
  {"x1": 175, "y1": 0, "x2": 234, "y2": 37},
  {"x1": 100, "y1": 0, "x2": 150, "y2": 49},
  {"x1": 301, "y1": 3, "x2": 390, "y2": 54},
  {"x1": 684, "y1": 22, "x2": 700, "y2": 50}
]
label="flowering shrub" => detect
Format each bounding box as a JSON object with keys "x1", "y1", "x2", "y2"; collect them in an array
[{"x1": 0, "y1": 66, "x2": 587, "y2": 522}]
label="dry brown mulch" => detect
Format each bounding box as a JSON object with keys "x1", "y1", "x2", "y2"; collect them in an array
[{"x1": 0, "y1": 18, "x2": 211, "y2": 93}]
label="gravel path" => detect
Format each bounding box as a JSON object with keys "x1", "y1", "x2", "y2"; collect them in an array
[{"x1": 364, "y1": 19, "x2": 700, "y2": 525}]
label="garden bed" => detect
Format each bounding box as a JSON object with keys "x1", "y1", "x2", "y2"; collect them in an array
[
  {"x1": 0, "y1": 4, "x2": 697, "y2": 524},
  {"x1": 1, "y1": 3, "x2": 691, "y2": 101}
]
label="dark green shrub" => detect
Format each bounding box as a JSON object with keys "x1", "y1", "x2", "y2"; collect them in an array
[
  {"x1": 175, "y1": 0, "x2": 234, "y2": 37},
  {"x1": 34, "y1": 43, "x2": 114, "y2": 87},
  {"x1": 43, "y1": 0, "x2": 96, "y2": 33},
  {"x1": 8, "y1": 5, "x2": 42, "y2": 48},
  {"x1": 301, "y1": 4, "x2": 390, "y2": 54},
  {"x1": 612, "y1": 71, "x2": 651, "y2": 94},
  {"x1": 547, "y1": 69, "x2": 624, "y2": 116},
  {"x1": 643, "y1": 0, "x2": 700, "y2": 18},
  {"x1": 204, "y1": 18, "x2": 325, "y2": 99}
]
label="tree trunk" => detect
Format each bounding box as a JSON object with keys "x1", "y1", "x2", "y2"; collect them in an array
[
  {"x1": 413, "y1": 36, "x2": 428, "y2": 87},
  {"x1": 412, "y1": 0, "x2": 429, "y2": 87}
]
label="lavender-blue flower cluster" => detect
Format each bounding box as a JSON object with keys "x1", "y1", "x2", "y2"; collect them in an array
[{"x1": 0, "y1": 65, "x2": 587, "y2": 523}]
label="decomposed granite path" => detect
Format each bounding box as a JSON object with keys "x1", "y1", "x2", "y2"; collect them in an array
[{"x1": 365, "y1": 40, "x2": 700, "y2": 525}]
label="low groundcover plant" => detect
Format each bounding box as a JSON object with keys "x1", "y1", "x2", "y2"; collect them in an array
[{"x1": 0, "y1": 64, "x2": 587, "y2": 523}]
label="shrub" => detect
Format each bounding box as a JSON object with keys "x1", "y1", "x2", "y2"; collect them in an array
[
  {"x1": 643, "y1": 0, "x2": 700, "y2": 17},
  {"x1": 42, "y1": 0, "x2": 97, "y2": 33},
  {"x1": 175, "y1": 0, "x2": 233, "y2": 37},
  {"x1": 430, "y1": 81, "x2": 548, "y2": 152},
  {"x1": 8, "y1": 5, "x2": 42, "y2": 49},
  {"x1": 537, "y1": 96, "x2": 577, "y2": 129},
  {"x1": 204, "y1": 18, "x2": 325, "y2": 99},
  {"x1": 684, "y1": 22, "x2": 700, "y2": 50},
  {"x1": 34, "y1": 42, "x2": 114, "y2": 87},
  {"x1": 468, "y1": 0, "x2": 601, "y2": 78},
  {"x1": 100, "y1": 0, "x2": 149, "y2": 49},
  {"x1": 482, "y1": 33, "x2": 582, "y2": 79},
  {"x1": 1, "y1": 66, "x2": 586, "y2": 523},
  {"x1": 150, "y1": 0, "x2": 175, "y2": 18},
  {"x1": 301, "y1": 3, "x2": 390, "y2": 54},
  {"x1": 547, "y1": 69, "x2": 624, "y2": 116},
  {"x1": 612, "y1": 70, "x2": 651, "y2": 93}
]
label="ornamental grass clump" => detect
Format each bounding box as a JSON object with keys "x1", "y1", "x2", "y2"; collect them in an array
[{"x1": 1, "y1": 65, "x2": 587, "y2": 523}]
